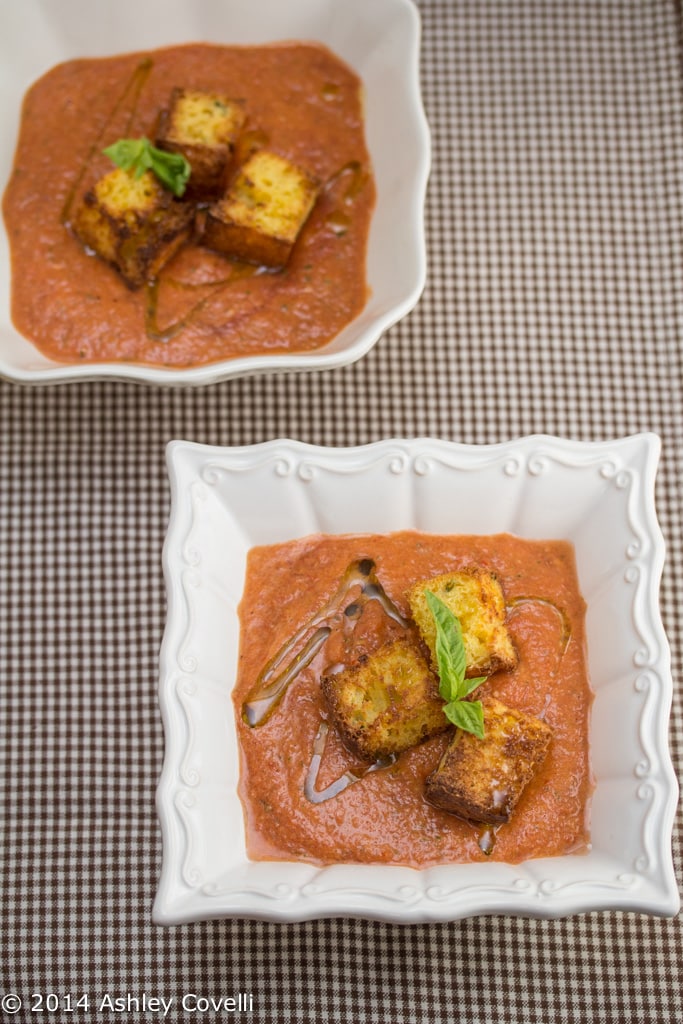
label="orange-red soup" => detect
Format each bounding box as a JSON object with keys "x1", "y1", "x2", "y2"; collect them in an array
[
  {"x1": 2, "y1": 43, "x2": 374, "y2": 367},
  {"x1": 234, "y1": 531, "x2": 594, "y2": 867}
]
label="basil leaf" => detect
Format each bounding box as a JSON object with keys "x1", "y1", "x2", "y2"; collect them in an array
[
  {"x1": 425, "y1": 589, "x2": 466, "y2": 701},
  {"x1": 444, "y1": 698, "x2": 485, "y2": 739},
  {"x1": 103, "y1": 137, "x2": 191, "y2": 197},
  {"x1": 148, "y1": 147, "x2": 191, "y2": 196},
  {"x1": 461, "y1": 674, "x2": 486, "y2": 698},
  {"x1": 424, "y1": 588, "x2": 487, "y2": 739},
  {"x1": 103, "y1": 138, "x2": 148, "y2": 174}
]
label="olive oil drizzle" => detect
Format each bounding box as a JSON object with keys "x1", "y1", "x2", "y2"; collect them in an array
[
  {"x1": 144, "y1": 262, "x2": 260, "y2": 342},
  {"x1": 242, "y1": 626, "x2": 332, "y2": 730},
  {"x1": 304, "y1": 719, "x2": 396, "y2": 804},
  {"x1": 478, "y1": 825, "x2": 502, "y2": 855},
  {"x1": 506, "y1": 595, "x2": 572, "y2": 656},
  {"x1": 323, "y1": 160, "x2": 367, "y2": 202},
  {"x1": 242, "y1": 558, "x2": 408, "y2": 728},
  {"x1": 61, "y1": 57, "x2": 153, "y2": 226}
]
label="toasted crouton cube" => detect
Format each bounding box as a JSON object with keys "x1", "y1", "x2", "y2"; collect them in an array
[
  {"x1": 156, "y1": 88, "x2": 246, "y2": 199},
  {"x1": 201, "y1": 150, "x2": 320, "y2": 268},
  {"x1": 406, "y1": 568, "x2": 517, "y2": 678},
  {"x1": 321, "y1": 637, "x2": 449, "y2": 762},
  {"x1": 72, "y1": 167, "x2": 194, "y2": 289},
  {"x1": 425, "y1": 696, "x2": 552, "y2": 824}
]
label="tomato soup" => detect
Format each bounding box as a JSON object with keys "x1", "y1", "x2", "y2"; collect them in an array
[
  {"x1": 234, "y1": 531, "x2": 594, "y2": 867},
  {"x1": 2, "y1": 43, "x2": 375, "y2": 367}
]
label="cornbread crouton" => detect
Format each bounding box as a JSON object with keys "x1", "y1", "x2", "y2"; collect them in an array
[
  {"x1": 72, "y1": 167, "x2": 194, "y2": 288},
  {"x1": 406, "y1": 568, "x2": 517, "y2": 678},
  {"x1": 156, "y1": 88, "x2": 246, "y2": 198},
  {"x1": 321, "y1": 637, "x2": 449, "y2": 762},
  {"x1": 425, "y1": 695, "x2": 552, "y2": 824},
  {"x1": 202, "y1": 150, "x2": 320, "y2": 268}
]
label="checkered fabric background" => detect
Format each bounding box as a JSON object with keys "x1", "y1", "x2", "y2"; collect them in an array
[{"x1": 1, "y1": 1, "x2": 682, "y2": 1021}]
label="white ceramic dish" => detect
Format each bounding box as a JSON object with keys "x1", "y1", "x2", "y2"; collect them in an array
[
  {"x1": 154, "y1": 433, "x2": 679, "y2": 924},
  {"x1": 0, "y1": 0, "x2": 429, "y2": 386}
]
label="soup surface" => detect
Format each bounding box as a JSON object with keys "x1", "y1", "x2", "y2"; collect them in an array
[
  {"x1": 234, "y1": 531, "x2": 594, "y2": 867},
  {"x1": 2, "y1": 43, "x2": 374, "y2": 367}
]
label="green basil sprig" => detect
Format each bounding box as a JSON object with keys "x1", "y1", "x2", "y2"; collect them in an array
[
  {"x1": 425, "y1": 589, "x2": 486, "y2": 739},
  {"x1": 103, "y1": 137, "x2": 191, "y2": 197}
]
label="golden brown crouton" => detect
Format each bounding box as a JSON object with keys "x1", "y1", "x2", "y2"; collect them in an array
[
  {"x1": 425, "y1": 695, "x2": 552, "y2": 824},
  {"x1": 201, "y1": 150, "x2": 320, "y2": 268},
  {"x1": 156, "y1": 88, "x2": 246, "y2": 199},
  {"x1": 406, "y1": 568, "x2": 517, "y2": 678},
  {"x1": 72, "y1": 167, "x2": 194, "y2": 289},
  {"x1": 321, "y1": 637, "x2": 449, "y2": 762}
]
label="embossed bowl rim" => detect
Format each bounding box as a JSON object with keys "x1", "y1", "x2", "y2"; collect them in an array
[{"x1": 154, "y1": 433, "x2": 680, "y2": 923}]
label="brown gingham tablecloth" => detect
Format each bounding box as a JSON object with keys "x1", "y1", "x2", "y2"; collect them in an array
[{"x1": 1, "y1": 2, "x2": 682, "y2": 1022}]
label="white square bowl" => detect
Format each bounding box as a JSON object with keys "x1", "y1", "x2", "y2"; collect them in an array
[
  {"x1": 0, "y1": 0, "x2": 429, "y2": 386},
  {"x1": 154, "y1": 434, "x2": 680, "y2": 924}
]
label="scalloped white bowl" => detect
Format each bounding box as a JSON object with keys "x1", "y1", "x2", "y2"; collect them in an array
[
  {"x1": 0, "y1": 0, "x2": 428, "y2": 386},
  {"x1": 154, "y1": 434, "x2": 679, "y2": 924}
]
